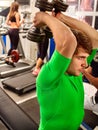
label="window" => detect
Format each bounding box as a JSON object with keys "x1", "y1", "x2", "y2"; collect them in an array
[{"x1": 15, "y1": 0, "x2": 30, "y2": 5}]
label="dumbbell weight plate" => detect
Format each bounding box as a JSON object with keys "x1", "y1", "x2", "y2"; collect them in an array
[
  {"x1": 53, "y1": 0, "x2": 68, "y2": 12},
  {"x1": 27, "y1": 33, "x2": 45, "y2": 43},
  {"x1": 27, "y1": 27, "x2": 46, "y2": 43},
  {"x1": 35, "y1": 0, "x2": 54, "y2": 11},
  {"x1": 28, "y1": 27, "x2": 41, "y2": 35},
  {"x1": 11, "y1": 50, "x2": 19, "y2": 63},
  {"x1": 27, "y1": 31, "x2": 45, "y2": 42}
]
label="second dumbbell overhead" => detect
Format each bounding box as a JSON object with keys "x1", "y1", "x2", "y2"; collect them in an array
[{"x1": 27, "y1": 0, "x2": 69, "y2": 43}]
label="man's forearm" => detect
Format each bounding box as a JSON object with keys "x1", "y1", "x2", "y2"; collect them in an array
[{"x1": 56, "y1": 13, "x2": 98, "y2": 49}]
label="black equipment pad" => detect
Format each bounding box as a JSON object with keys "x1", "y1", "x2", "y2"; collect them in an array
[
  {"x1": 2, "y1": 71, "x2": 36, "y2": 95},
  {"x1": 19, "y1": 97, "x2": 40, "y2": 125},
  {"x1": 0, "y1": 87, "x2": 38, "y2": 130},
  {"x1": 0, "y1": 62, "x2": 33, "y2": 78}
]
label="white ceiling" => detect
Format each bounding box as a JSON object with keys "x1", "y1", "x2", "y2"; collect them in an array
[{"x1": 0, "y1": 0, "x2": 14, "y2": 7}]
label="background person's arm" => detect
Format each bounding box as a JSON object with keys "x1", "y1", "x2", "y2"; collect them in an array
[
  {"x1": 82, "y1": 69, "x2": 98, "y2": 89},
  {"x1": 15, "y1": 12, "x2": 24, "y2": 27},
  {"x1": 6, "y1": 14, "x2": 11, "y2": 25}
]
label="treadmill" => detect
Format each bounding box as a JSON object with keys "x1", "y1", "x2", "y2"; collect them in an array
[
  {"x1": 0, "y1": 28, "x2": 36, "y2": 78},
  {"x1": 2, "y1": 70, "x2": 36, "y2": 95},
  {"x1": 0, "y1": 25, "x2": 37, "y2": 94},
  {"x1": 0, "y1": 86, "x2": 38, "y2": 130},
  {"x1": 0, "y1": 60, "x2": 35, "y2": 78}
]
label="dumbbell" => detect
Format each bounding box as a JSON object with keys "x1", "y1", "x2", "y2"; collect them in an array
[
  {"x1": 53, "y1": 0, "x2": 68, "y2": 13},
  {"x1": 0, "y1": 50, "x2": 20, "y2": 63},
  {"x1": 27, "y1": 0, "x2": 54, "y2": 43},
  {"x1": 27, "y1": 0, "x2": 69, "y2": 43}
]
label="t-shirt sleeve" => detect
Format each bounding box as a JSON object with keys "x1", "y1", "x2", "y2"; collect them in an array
[
  {"x1": 36, "y1": 50, "x2": 71, "y2": 89},
  {"x1": 87, "y1": 49, "x2": 98, "y2": 65}
]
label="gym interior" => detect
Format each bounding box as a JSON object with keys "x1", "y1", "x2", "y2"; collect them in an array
[{"x1": 0, "y1": 0, "x2": 98, "y2": 130}]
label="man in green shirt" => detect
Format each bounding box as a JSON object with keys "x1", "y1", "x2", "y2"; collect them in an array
[{"x1": 33, "y1": 11, "x2": 98, "y2": 130}]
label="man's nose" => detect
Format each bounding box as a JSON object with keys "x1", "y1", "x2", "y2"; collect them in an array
[{"x1": 81, "y1": 60, "x2": 89, "y2": 69}]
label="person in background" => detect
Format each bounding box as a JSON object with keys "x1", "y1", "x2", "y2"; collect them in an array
[
  {"x1": 82, "y1": 53, "x2": 98, "y2": 113},
  {"x1": 32, "y1": 36, "x2": 49, "y2": 76},
  {"x1": 83, "y1": 52, "x2": 98, "y2": 89},
  {"x1": 33, "y1": 10, "x2": 98, "y2": 130},
  {"x1": 6, "y1": 1, "x2": 24, "y2": 67}
]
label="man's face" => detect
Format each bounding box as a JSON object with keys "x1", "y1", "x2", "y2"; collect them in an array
[{"x1": 67, "y1": 48, "x2": 89, "y2": 76}]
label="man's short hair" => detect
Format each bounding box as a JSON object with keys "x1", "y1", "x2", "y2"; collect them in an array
[{"x1": 71, "y1": 28, "x2": 92, "y2": 55}]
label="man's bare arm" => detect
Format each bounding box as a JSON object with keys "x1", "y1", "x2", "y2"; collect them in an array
[
  {"x1": 56, "y1": 13, "x2": 98, "y2": 49},
  {"x1": 33, "y1": 12, "x2": 77, "y2": 59}
]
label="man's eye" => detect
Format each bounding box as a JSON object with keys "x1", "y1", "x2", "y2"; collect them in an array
[{"x1": 78, "y1": 57, "x2": 84, "y2": 60}]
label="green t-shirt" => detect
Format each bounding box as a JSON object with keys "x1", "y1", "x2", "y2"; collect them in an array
[
  {"x1": 87, "y1": 49, "x2": 98, "y2": 65},
  {"x1": 36, "y1": 50, "x2": 85, "y2": 130}
]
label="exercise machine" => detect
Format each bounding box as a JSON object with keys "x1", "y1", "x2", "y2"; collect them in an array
[
  {"x1": 0, "y1": 26, "x2": 35, "y2": 78},
  {"x1": 0, "y1": 8, "x2": 37, "y2": 95},
  {"x1": 0, "y1": 27, "x2": 36, "y2": 94},
  {"x1": 0, "y1": 86, "x2": 38, "y2": 130},
  {"x1": 2, "y1": 70, "x2": 36, "y2": 95}
]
